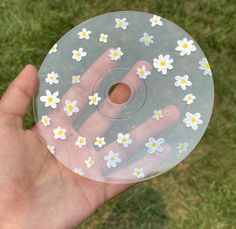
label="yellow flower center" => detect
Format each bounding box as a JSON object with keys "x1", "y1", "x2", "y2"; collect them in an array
[
  {"x1": 92, "y1": 97, "x2": 97, "y2": 102},
  {"x1": 76, "y1": 52, "x2": 81, "y2": 57},
  {"x1": 205, "y1": 63, "x2": 210, "y2": 69},
  {"x1": 154, "y1": 19, "x2": 158, "y2": 23},
  {"x1": 58, "y1": 130, "x2": 63, "y2": 136},
  {"x1": 140, "y1": 69, "x2": 145, "y2": 75},
  {"x1": 160, "y1": 61, "x2": 166, "y2": 66},
  {"x1": 136, "y1": 171, "x2": 141, "y2": 175},
  {"x1": 191, "y1": 117, "x2": 197, "y2": 123},
  {"x1": 43, "y1": 119, "x2": 48, "y2": 124},
  {"x1": 182, "y1": 43, "x2": 188, "y2": 49},
  {"x1": 98, "y1": 140, "x2": 103, "y2": 144},
  {"x1": 181, "y1": 79, "x2": 187, "y2": 85},
  {"x1": 110, "y1": 156, "x2": 115, "y2": 161},
  {"x1": 50, "y1": 76, "x2": 54, "y2": 80},
  {"x1": 180, "y1": 145, "x2": 185, "y2": 151},
  {"x1": 47, "y1": 97, "x2": 54, "y2": 103},
  {"x1": 155, "y1": 113, "x2": 161, "y2": 117},
  {"x1": 113, "y1": 51, "x2": 119, "y2": 57},
  {"x1": 187, "y1": 96, "x2": 192, "y2": 100},
  {"x1": 152, "y1": 143, "x2": 157, "y2": 148},
  {"x1": 144, "y1": 37, "x2": 150, "y2": 43},
  {"x1": 82, "y1": 31, "x2": 87, "y2": 36},
  {"x1": 118, "y1": 21, "x2": 123, "y2": 27},
  {"x1": 68, "y1": 104, "x2": 74, "y2": 112},
  {"x1": 122, "y1": 138, "x2": 127, "y2": 143}
]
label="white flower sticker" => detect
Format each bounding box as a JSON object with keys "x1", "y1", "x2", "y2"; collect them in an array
[
  {"x1": 115, "y1": 18, "x2": 129, "y2": 30},
  {"x1": 109, "y1": 47, "x2": 123, "y2": 61},
  {"x1": 73, "y1": 167, "x2": 85, "y2": 176},
  {"x1": 72, "y1": 48, "x2": 87, "y2": 62},
  {"x1": 175, "y1": 75, "x2": 192, "y2": 90},
  {"x1": 145, "y1": 137, "x2": 165, "y2": 154},
  {"x1": 99, "y1": 33, "x2": 108, "y2": 43},
  {"x1": 41, "y1": 115, "x2": 51, "y2": 127},
  {"x1": 75, "y1": 136, "x2": 86, "y2": 148},
  {"x1": 78, "y1": 28, "x2": 91, "y2": 40},
  {"x1": 150, "y1": 15, "x2": 163, "y2": 27},
  {"x1": 47, "y1": 145, "x2": 55, "y2": 154},
  {"x1": 72, "y1": 75, "x2": 80, "y2": 84},
  {"x1": 153, "y1": 54, "x2": 173, "y2": 75},
  {"x1": 132, "y1": 168, "x2": 145, "y2": 178},
  {"x1": 40, "y1": 90, "x2": 60, "y2": 109},
  {"x1": 199, "y1": 57, "x2": 212, "y2": 76},
  {"x1": 53, "y1": 127, "x2": 67, "y2": 140},
  {"x1": 85, "y1": 157, "x2": 95, "y2": 168},
  {"x1": 64, "y1": 100, "x2": 79, "y2": 116},
  {"x1": 177, "y1": 143, "x2": 189, "y2": 154},
  {"x1": 175, "y1": 38, "x2": 196, "y2": 56},
  {"x1": 104, "y1": 151, "x2": 122, "y2": 168},
  {"x1": 136, "y1": 65, "x2": 151, "y2": 79},
  {"x1": 152, "y1": 110, "x2": 163, "y2": 121},
  {"x1": 117, "y1": 133, "x2": 132, "y2": 148},
  {"x1": 48, "y1": 44, "x2": 57, "y2": 54},
  {"x1": 183, "y1": 93, "x2": 196, "y2": 105},
  {"x1": 94, "y1": 137, "x2": 106, "y2": 148},
  {"x1": 45, "y1": 71, "x2": 59, "y2": 85},
  {"x1": 183, "y1": 112, "x2": 203, "y2": 130},
  {"x1": 88, "y1": 93, "x2": 101, "y2": 106},
  {"x1": 139, "y1": 32, "x2": 154, "y2": 46}
]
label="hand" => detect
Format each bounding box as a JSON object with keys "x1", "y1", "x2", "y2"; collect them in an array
[{"x1": 0, "y1": 52, "x2": 179, "y2": 228}]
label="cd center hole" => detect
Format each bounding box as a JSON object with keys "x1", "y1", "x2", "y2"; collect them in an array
[{"x1": 108, "y1": 82, "x2": 131, "y2": 104}]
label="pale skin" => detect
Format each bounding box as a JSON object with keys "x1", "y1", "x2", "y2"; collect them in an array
[{"x1": 0, "y1": 53, "x2": 179, "y2": 228}]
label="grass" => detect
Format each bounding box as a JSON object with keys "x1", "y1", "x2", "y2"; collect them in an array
[{"x1": 0, "y1": 0, "x2": 236, "y2": 228}]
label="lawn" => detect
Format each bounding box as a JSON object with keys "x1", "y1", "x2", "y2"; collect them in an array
[{"x1": 0, "y1": 0, "x2": 236, "y2": 228}]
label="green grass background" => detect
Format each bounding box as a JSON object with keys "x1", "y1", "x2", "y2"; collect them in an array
[{"x1": 0, "y1": 0, "x2": 236, "y2": 228}]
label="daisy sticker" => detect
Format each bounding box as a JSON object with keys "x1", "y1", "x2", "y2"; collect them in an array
[
  {"x1": 175, "y1": 38, "x2": 196, "y2": 56},
  {"x1": 64, "y1": 100, "x2": 79, "y2": 116},
  {"x1": 183, "y1": 93, "x2": 196, "y2": 105},
  {"x1": 153, "y1": 54, "x2": 173, "y2": 75},
  {"x1": 150, "y1": 15, "x2": 163, "y2": 27},
  {"x1": 183, "y1": 112, "x2": 203, "y2": 130},
  {"x1": 73, "y1": 168, "x2": 85, "y2": 176},
  {"x1": 199, "y1": 57, "x2": 212, "y2": 76},
  {"x1": 109, "y1": 47, "x2": 123, "y2": 61},
  {"x1": 41, "y1": 115, "x2": 51, "y2": 127},
  {"x1": 72, "y1": 48, "x2": 87, "y2": 62},
  {"x1": 139, "y1": 32, "x2": 154, "y2": 47},
  {"x1": 145, "y1": 137, "x2": 165, "y2": 154},
  {"x1": 53, "y1": 127, "x2": 67, "y2": 140},
  {"x1": 177, "y1": 143, "x2": 189, "y2": 154},
  {"x1": 78, "y1": 28, "x2": 91, "y2": 40},
  {"x1": 132, "y1": 168, "x2": 145, "y2": 178},
  {"x1": 94, "y1": 137, "x2": 106, "y2": 148},
  {"x1": 47, "y1": 145, "x2": 55, "y2": 154},
  {"x1": 75, "y1": 136, "x2": 86, "y2": 148},
  {"x1": 85, "y1": 157, "x2": 95, "y2": 168},
  {"x1": 88, "y1": 93, "x2": 101, "y2": 105},
  {"x1": 175, "y1": 75, "x2": 192, "y2": 90},
  {"x1": 45, "y1": 71, "x2": 59, "y2": 85},
  {"x1": 115, "y1": 18, "x2": 129, "y2": 30},
  {"x1": 104, "y1": 151, "x2": 122, "y2": 168},
  {"x1": 48, "y1": 44, "x2": 57, "y2": 54},
  {"x1": 99, "y1": 33, "x2": 108, "y2": 43},
  {"x1": 72, "y1": 75, "x2": 80, "y2": 84},
  {"x1": 136, "y1": 65, "x2": 151, "y2": 79},
  {"x1": 117, "y1": 133, "x2": 132, "y2": 148},
  {"x1": 40, "y1": 90, "x2": 60, "y2": 109},
  {"x1": 152, "y1": 110, "x2": 163, "y2": 121}
]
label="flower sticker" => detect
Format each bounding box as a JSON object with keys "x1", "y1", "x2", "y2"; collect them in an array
[
  {"x1": 115, "y1": 18, "x2": 129, "y2": 30},
  {"x1": 175, "y1": 75, "x2": 192, "y2": 90},
  {"x1": 132, "y1": 168, "x2": 145, "y2": 178},
  {"x1": 145, "y1": 137, "x2": 165, "y2": 154},
  {"x1": 78, "y1": 28, "x2": 91, "y2": 40},
  {"x1": 53, "y1": 127, "x2": 67, "y2": 140},
  {"x1": 73, "y1": 168, "x2": 85, "y2": 176},
  {"x1": 177, "y1": 143, "x2": 189, "y2": 154},
  {"x1": 72, "y1": 75, "x2": 80, "y2": 84},
  {"x1": 183, "y1": 112, "x2": 203, "y2": 130},
  {"x1": 40, "y1": 90, "x2": 60, "y2": 109},
  {"x1": 199, "y1": 57, "x2": 212, "y2": 76},
  {"x1": 117, "y1": 133, "x2": 132, "y2": 148},
  {"x1": 64, "y1": 100, "x2": 79, "y2": 116},
  {"x1": 109, "y1": 47, "x2": 123, "y2": 61},
  {"x1": 136, "y1": 65, "x2": 151, "y2": 79},
  {"x1": 152, "y1": 110, "x2": 163, "y2": 121},
  {"x1": 104, "y1": 151, "x2": 122, "y2": 168},
  {"x1": 75, "y1": 136, "x2": 86, "y2": 148},
  {"x1": 45, "y1": 71, "x2": 59, "y2": 85},
  {"x1": 150, "y1": 15, "x2": 163, "y2": 27},
  {"x1": 88, "y1": 93, "x2": 101, "y2": 106},
  {"x1": 94, "y1": 137, "x2": 106, "y2": 148},
  {"x1": 175, "y1": 38, "x2": 196, "y2": 56},
  {"x1": 139, "y1": 32, "x2": 154, "y2": 47},
  {"x1": 48, "y1": 44, "x2": 57, "y2": 54},
  {"x1": 72, "y1": 48, "x2": 87, "y2": 62},
  {"x1": 47, "y1": 145, "x2": 55, "y2": 154},
  {"x1": 41, "y1": 115, "x2": 51, "y2": 127},
  {"x1": 99, "y1": 33, "x2": 108, "y2": 43},
  {"x1": 85, "y1": 157, "x2": 95, "y2": 168},
  {"x1": 153, "y1": 54, "x2": 173, "y2": 75},
  {"x1": 183, "y1": 93, "x2": 196, "y2": 105}
]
